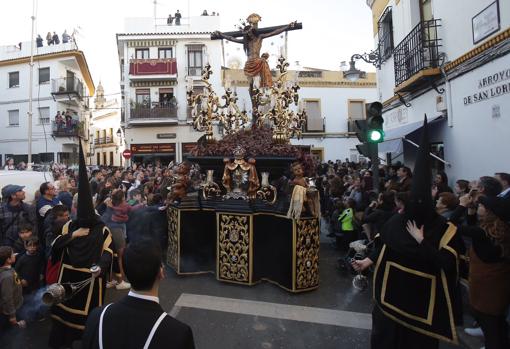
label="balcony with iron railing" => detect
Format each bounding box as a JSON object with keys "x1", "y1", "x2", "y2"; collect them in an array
[
  {"x1": 51, "y1": 77, "x2": 85, "y2": 99},
  {"x1": 129, "y1": 58, "x2": 177, "y2": 77},
  {"x1": 393, "y1": 19, "x2": 442, "y2": 93},
  {"x1": 51, "y1": 120, "x2": 80, "y2": 137},
  {"x1": 130, "y1": 105, "x2": 178, "y2": 120}
]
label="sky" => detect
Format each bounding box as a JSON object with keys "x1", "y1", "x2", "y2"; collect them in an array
[{"x1": 0, "y1": 0, "x2": 375, "y2": 96}]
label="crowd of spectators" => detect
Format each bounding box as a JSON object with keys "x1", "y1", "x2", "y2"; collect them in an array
[
  {"x1": 316, "y1": 159, "x2": 510, "y2": 348},
  {"x1": 0, "y1": 156, "x2": 509, "y2": 347}
]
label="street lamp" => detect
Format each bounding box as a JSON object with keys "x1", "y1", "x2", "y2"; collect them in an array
[
  {"x1": 116, "y1": 128, "x2": 123, "y2": 145},
  {"x1": 343, "y1": 50, "x2": 381, "y2": 82}
]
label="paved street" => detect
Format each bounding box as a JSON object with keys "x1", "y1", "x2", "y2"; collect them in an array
[{"x1": 0, "y1": 221, "x2": 479, "y2": 349}]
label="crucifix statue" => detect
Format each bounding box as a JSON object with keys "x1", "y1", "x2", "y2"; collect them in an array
[{"x1": 212, "y1": 13, "x2": 302, "y2": 124}]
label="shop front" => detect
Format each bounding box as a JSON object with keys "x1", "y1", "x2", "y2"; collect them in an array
[
  {"x1": 181, "y1": 142, "x2": 197, "y2": 161},
  {"x1": 130, "y1": 143, "x2": 176, "y2": 166}
]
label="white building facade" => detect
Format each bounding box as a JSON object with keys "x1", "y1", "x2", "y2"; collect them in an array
[
  {"x1": 89, "y1": 82, "x2": 124, "y2": 167},
  {"x1": 366, "y1": 0, "x2": 510, "y2": 182},
  {"x1": 117, "y1": 16, "x2": 223, "y2": 165},
  {"x1": 0, "y1": 41, "x2": 94, "y2": 166}
]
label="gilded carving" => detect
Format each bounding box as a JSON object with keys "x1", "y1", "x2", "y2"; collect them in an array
[
  {"x1": 218, "y1": 214, "x2": 251, "y2": 283},
  {"x1": 166, "y1": 207, "x2": 179, "y2": 270},
  {"x1": 295, "y1": 218, "x2": 320, "y2": 289}
]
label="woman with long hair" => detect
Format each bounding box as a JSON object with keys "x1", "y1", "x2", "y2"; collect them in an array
[{"x1": 454, "y1": 194, "x2": 510, "y2": 349}]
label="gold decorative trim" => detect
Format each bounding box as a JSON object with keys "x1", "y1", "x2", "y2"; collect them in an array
[
  {"x1": 50, "y1": 314, "x2": 85, "y2": 330},
  {"x1": 445, "y1": 27, "x2": 510, "y2": 72},
  {"x1": 56, "y1": 264, "x2": 95, "y2": 316},
  {"x1": 373, "y1": 230, "x2": 459, "y2": 344},
  {"x1": 292, "y1": 218, "x2": 296, "y2": 290},
  {"x1": 217, "y1": 213, "x2": 252, "y2": 284},
  {"x1": 166, "y1": 206, "x2": 179, "y2": 272},
  {"x1": 372, "y1": 244, "x2": 386, "y2": 299},
  {"x1": 294, "y1": 218, "x2": 320, "y2": 290},
  {"x1": 380, "y1": 261, "x2": 436, "y2": 325},
  {"x1": 441, "y1": 270, "x2": 458, "y2": 344},
  {"x1": 128, "y1": 39, "x2": 177, "y2": 47}
]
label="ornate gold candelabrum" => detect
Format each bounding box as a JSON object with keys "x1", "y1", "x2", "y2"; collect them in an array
[
  {"x1": 256, "y1": 172, "x2": 277, "y2": 204},
  {"x1": 254, "y1": 56, "x2": 307, "y2": 144},
  {"x1": 187, "y1": 64, "x2": 249, "y2": 142}
]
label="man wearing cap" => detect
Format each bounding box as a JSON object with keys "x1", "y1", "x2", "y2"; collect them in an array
[{"x1": 0, "y1": 185, "x2": 38, "y2": 246}]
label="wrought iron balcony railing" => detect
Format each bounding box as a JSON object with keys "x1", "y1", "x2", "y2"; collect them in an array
[
  {"x1": 130, "y1": 105, "x2": 178, "y2": 120},
  {"x1": 51, "y1": 77, "x2": 84, "y2": 99},
  {"x1": 52, "y1": 120, "x2": 80, "y2": 137},
  {"x1": 393, "y1": 19, "x2": 442, "y2": 87}
]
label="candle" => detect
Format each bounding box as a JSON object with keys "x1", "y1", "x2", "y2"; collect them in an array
[
  {"x1": 225, "y1": 78, "x2": 231, "y2": 89},
  {"x1": 298, "y1": 100, "x2": 304, "y2": 113}
]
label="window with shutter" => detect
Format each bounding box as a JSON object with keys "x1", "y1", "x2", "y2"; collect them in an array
[
  {"x1": 304, "y1": 100, "x2": 323, "y2": 132},
  {"x1": 8, "y1": 110, "x2": 19, "y2": 126},
  {"x1": 38, "y1": 107, "x2": 50, "y2": 124},
  {"x1": 187, "y1": 45, "x2": 204, "y2": 76}
]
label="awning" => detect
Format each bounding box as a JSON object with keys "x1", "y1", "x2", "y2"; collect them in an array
[{"x1": 378, "y1": 116, "x2": 445, "y2": 154}]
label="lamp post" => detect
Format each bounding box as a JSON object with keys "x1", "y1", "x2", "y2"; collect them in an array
[
  {"x1": 342, "y1": 50, "x2": 381, "y2": 82},
  {"x1": 116, "y1": 128, "x2": 122, "y2": 144}
]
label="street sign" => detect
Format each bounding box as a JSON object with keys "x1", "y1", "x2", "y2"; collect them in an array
[{"x1": 122, "y1": 149, "x2": 132, "y2": 159}]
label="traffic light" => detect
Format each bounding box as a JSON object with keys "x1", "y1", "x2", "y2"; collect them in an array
[
  {"x1": 353, "y1": 120, "x2": 371, "y2": 157},
  {"x1": 366, "y1": 102, "x2": 384, "y2": 143}
]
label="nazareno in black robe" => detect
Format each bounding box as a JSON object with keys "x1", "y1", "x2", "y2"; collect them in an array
[
  {"x1": 48, "y1": 219, "x2": 113, "y2": 349},
  {"x1": 370, "y1": 213, "x2": 462, "y2": 349}
]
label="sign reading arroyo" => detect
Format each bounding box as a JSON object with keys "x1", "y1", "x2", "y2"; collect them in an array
[{"x1": 463, "y1": 68, "x2": 510, "y2": 105}]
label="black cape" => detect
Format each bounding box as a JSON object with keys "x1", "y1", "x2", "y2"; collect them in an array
[
  {"x1": 48, "y1": 220, "x2": 113, "y2": 348},
  {"x1": 372, "y1": 213, "x2": 460, "y2": 347}
]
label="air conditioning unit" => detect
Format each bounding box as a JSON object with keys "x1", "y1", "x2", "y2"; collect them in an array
[{"x1": 436, "y1": 95, "x2": 447, "y2": 112}]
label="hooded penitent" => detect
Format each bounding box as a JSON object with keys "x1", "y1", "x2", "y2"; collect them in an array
[
  {"x1": 49, "y1": 141, "x2": 113, "y2": 347},
  {"x1": 406, "y1": 115, "x2": 438, "y2": 228},
  {"x1": 76, "y1": 141, "x2": 100, "y2": 228},
  {"x1": 64, "y1": 141, "x2": 105, "y2": 268},
  {"x1": 371, "y1": 115, "x2": 461, "y2": 346}
]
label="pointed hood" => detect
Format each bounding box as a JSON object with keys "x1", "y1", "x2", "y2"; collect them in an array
[
  {"x1": 407, "y1": 115, "x2": 437, "y2": 228},
  {"x1": 76, "y1": 141, "x2": 98, "y2": 228}
]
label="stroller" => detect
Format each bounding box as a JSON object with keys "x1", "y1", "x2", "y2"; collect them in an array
[{"x1": 337, "y1": 238, "x2": 374, "y2": 290}]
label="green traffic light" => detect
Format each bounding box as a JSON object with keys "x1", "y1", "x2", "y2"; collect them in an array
[{"x1": 368, "y1": 129, "x2": 384, "y2": 143}]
